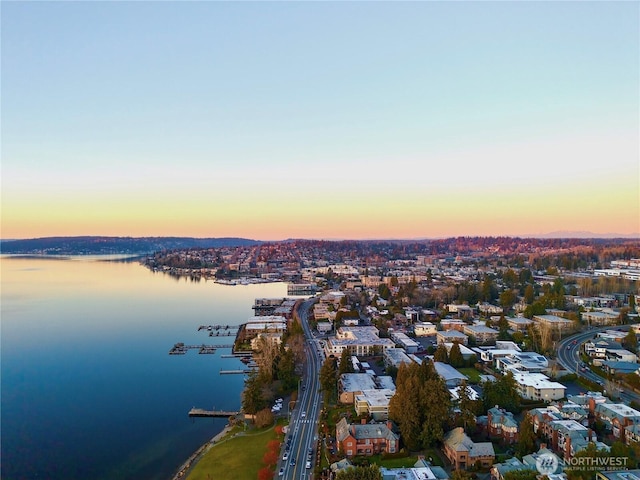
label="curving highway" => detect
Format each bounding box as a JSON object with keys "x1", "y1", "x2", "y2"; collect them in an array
[{"x1": 556, "y1": 324, "x2": 640, "y2": 404}]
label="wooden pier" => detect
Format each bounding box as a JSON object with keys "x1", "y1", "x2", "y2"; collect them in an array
[
  {"x1": 219, "y1": 369, "x2": 254, "y2": 375},
  {"x1": 188, "y1": 408, "x2": 239, "y2": 417}
]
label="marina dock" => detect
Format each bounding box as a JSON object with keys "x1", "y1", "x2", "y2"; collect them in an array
[
  {"x1": 168, "y1": 343, "x2": 233, "y2": 355},
  {"x1": 219, "y1": 369, "x2": 254, "y2": 374}
]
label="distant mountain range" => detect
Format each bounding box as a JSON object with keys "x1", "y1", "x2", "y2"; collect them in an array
[
  {"x1": 525, "y1": 231, "x2": 640, "y2": 239},
  {"x1": 0, "y1": 236, "x2": 262, "y2": 255}
]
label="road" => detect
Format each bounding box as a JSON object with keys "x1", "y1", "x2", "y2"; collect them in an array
[
  {"x1": 556, "y1": 324, "x2": 640, "y2": 405},
  {"x1": 278, "y1": 299, "x2": 323, "y2": 480}
]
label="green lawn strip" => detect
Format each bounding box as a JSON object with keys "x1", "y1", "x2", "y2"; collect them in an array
[
  {"x1": 457, "y1": 367, "x2": 482, "y2": 383},
  {"x1": 361, "y1": 449, "x2": 443, "y2": 469},
  {"x1": 186, "y1": 424, "x2": 282, "y2": 480}
]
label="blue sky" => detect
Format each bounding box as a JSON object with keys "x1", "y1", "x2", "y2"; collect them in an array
[{"x1": 2, "y1": 1, "x2": 638, "y2": 240}]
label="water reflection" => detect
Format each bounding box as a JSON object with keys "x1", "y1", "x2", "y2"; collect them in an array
[{"x1": 1, "y1": 255, "x2": 289, "y2": 480}]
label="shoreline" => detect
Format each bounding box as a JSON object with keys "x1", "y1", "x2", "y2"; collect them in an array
[{"x1": 170, "y1": 423, "x2": 235, "y2": 480}]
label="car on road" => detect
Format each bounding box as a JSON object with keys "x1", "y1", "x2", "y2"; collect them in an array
[
  {"x1": 301, "y1": 411, "x2": 306, "y2": 418},
  {"x1": 306, "y1": 461, "x2": 312, "y2": 469},
  {"x1": 290, "y1": 459, "x2": 296, "y2": 467},
  {"x1": 279, "y1": 468, "x2": 284, "y2": 476},
  {"x1": 283, "y1": 452, "x2": 289, "y2": 461}
]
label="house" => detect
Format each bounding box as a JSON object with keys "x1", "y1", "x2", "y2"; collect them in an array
[
  {"x1": 486, "y1": 407, "x2": 519, "y2": 443},
  {"x1": 336, "y1": 418, "x2": 399, "y2": 457},
  {"x1": 384, "y1": 348, "x2": 414, "y2": 368},
  {"x1": 605, "y1": 348, "x2": 637, "y2": 363},
  {"x1": 390, "y1": 331, "x2": 421, "y2": 353},
  {"x1": 443, "y1": 342, "x2": 477, "y2": 361},
  {"x1": 597, "y1": 470, "x2": 640, "y2": 480},
  {"x1": 533, "y1": 315, "x2": 574, "y2": 333},
  {"x1": 463, "y1": 325, "x2": 499, "y2": 345},
  {"x1": 582, "y1": 310, "x2": 620, "y2": 326},
  {"x1": 594, "y1": 403, "x2": 640, "y2": 443},
  {"x1": 490, "y1": 457, "x2": 536, "y2": 480},
  {"x1": 601, "y1": 361, "x2": 640, "y2": 376},
  {"x1": 584, "y1": 338, "x2": 622, "y2": 360},
  {"x1": 478, "y1": 303, "x2": 503, "y2": 315},
  {"x1": 547, "y1": 420, "x2": 599, "y2": 460},
  {"x1": 437, "y1": 330, "x2": 469, "y2": 346},
  {"x1": 521, "y1": 447, "x2": 565, "y2": 476},
  {"x1": 443, "y1": 427, "x2": 495, "y2": 470},
  {"x1": 414, "y1": 322, "x2": 438, "y2": 336},
  {"x1": 447, "y1": 304, "x2": 475, "y2": 318},
  {"x1": 354, "y1": 389, "x2": 396, "y2": 420},
  {"x1": 496, "y1": 351, "x2": 549, "y2": 373},
  {"x1": 506, "y1": 317, "x2": 534, "y2": 333},
  {"x1": 476, "y1": 347, "x2": 522, "y2": 364},
  {"x1": 440, "y1": 319, "x2": 468, "y2": 332},
  {"x1": 381, "y1": 457, "x2": 449, "y2": 480},
  {"x1": 433, "y1": 361, "x2": 469, "y2": 387},
  {"x1": 339, "y1": 373, "x2": 378, "y2": 404}
]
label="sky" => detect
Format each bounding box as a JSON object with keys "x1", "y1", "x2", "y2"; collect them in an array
[{"x1": 2, "y1": 1, "x2": 639, "y2": 241}]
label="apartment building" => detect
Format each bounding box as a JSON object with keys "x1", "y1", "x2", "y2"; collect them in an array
[
  {"x1": 443, "y1": 427, "x2": 495, "y2": 470},
  {"x1": 336, "y1": 418, "x2": 399, "y2": 457}
]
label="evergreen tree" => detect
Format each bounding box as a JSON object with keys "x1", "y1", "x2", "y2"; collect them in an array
[
  {"x1": 449, "y1": 342, "x2": 464, "y2": 368},
  {"x1": 419, "y1": 375, "x2": 451, "y2": 447},
  {"x1": 434, "y1": 343, "x2": 449, "y2": 363},
  {"x1": 624, "y1": 330, "x2": 638, "y2": 353},
  {"x1": 242, "y1": 370, "x2": 267, "y2": 415},
  {"x1": 516, "y1": 413, "x2": 536, "y2": 458},
  {"x1": 456, "y1": 380, "x2": 479, "y2": 433},
  {"x1": 497, "y1": 314, "x2": 511, "y2": 341},
  {"x1": 523, "y1": 284, "x2": 535, "y2": 304},
  {"x1": 339, "y1": 348, "x2": 355, "y2": 375},
  {"x1": 389, "y1": 363, "x2": 423, "y2": 450},
  {"x1": 482, "y1": 371, "x2": 520, "y2": 412},
  {"x1": 319, "y1": 356, "x2": 338, "y2": 405},
  {"x1": 276, "y1": 347, "x2": 297, "y2": 391}
]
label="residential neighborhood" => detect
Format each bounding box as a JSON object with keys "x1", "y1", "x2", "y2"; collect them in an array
[{"x1": 144, "y1": 237, "x2": 640, "y2": 480}]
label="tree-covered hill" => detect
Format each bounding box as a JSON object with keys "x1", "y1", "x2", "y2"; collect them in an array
[{"x1": 0, "y1": 236, "x2": 261, "y2": 255}]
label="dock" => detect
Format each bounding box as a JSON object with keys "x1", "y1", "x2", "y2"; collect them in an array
[
  {"x1": 188, "y1": 408, "x2": 239, "y2": 417},
  {"x1": 168, "y1": 343, "x2": 233, "y2": 355},
  {"x1": 198, "y1": 324, "x2": 239, "y2": 332},
  {"x1": 220, "y1": 369, "x2": 254, "y2": 375}
]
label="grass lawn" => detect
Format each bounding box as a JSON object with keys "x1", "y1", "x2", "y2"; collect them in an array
[
  {"x1": 364, "y1": 449, "x2": 443, "y2": 469},
  {"x1": 457, "y1": 367, "x2": 482, "y2": 383},
  {"x1": 186, "y1": 423, "x2": 282, "y2": 480}
]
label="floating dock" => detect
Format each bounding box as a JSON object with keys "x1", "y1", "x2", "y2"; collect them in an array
[
  {"x1": 219, "y1": 369, "x2": 254, "y2": 375},
  {"x1": 188, "y1": 408, "x2": 239, "y2": 417}
]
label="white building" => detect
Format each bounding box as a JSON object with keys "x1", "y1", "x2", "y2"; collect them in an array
[
  {"x1": 390, "y1": 331, "x2": 421, "y2": 353},
  {"x1": 510, "y1": 371, "x2": 566, "y2": 401},
  {"x1": 325, "y1": 326, "x2": 396, "y2": 357},
  {"x1": 414, "y1": 322, "x2": 438, "y2": 336}
]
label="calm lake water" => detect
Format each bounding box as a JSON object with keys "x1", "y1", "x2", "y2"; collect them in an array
[{"x1": 1, "y1": 255, "x2": 290, "y2": 480}]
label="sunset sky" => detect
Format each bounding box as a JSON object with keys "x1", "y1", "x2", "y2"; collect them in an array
[{"x1": 2, "y1": 1, "x2": 638, "y2": 241}]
